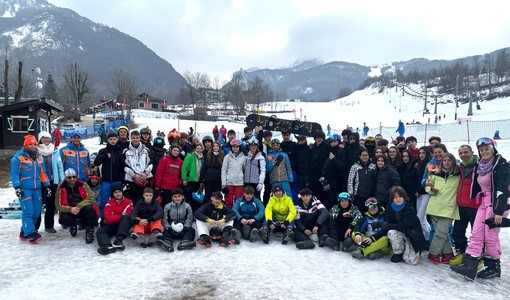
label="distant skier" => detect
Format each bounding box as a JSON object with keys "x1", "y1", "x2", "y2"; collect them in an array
[
  {"x1": 494, "y1": 130, "x2": 501, "y2": 140},
  {"x1": 396, "y1": 120, "x2": 405, "y2": 137},
  {"x1": 362, "y1": 123, "x2": 369, "y2": 137},
  {"x1": 327, "y1": 124, "x2": 331, "y2": 137}
]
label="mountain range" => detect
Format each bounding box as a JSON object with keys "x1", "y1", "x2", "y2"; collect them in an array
[
  {"x1": 0, "y1": 0, "x2": 186, "y2": 101},
  {"x1": 1, "y1": 0, "x2": 507, "y2": 102}
]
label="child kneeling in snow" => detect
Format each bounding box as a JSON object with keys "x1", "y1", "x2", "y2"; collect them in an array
[
  {"x1": 130, "y1": 187, "x2": 163, "y2": 248},
  {"x1": 372, "y1": 186, "x2": 426, "y2": 264},
  {"x1": 351, "y1": 197, "x2": 390, "y2": 260},
  {"x1": 158, "y1": 188, "x2": 196, "y2": 252},
  {"x1": 259, "y1": 183, "x2": 297, "y2": 245},
  {"x1": 194, "y1": 191, "x2": 238, "y2": 247}
]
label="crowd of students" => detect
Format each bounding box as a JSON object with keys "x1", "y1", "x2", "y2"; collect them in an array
[{"x1": 9, "y1": 123, "x2": 510, "y2": 281}]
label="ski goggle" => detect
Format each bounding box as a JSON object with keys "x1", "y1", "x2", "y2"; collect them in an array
[
  {"x1": 230, "y1": 139, "x2": 241, "y2": 146},
  {"x1": 365, "y1": 198, "x2": 378, "y2": 209},
  {"x1": 338, "y1": 192, "x2": 351, "y2": 201},
  {"x1": 476, "y1": 137, "x2": 496, "y2": 148},
  {"x1": 271, "y1": 139, "x2": 280, "y2": 145}
]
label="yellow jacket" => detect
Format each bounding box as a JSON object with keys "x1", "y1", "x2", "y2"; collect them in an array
[{"x1": 265, "y1": 194, "x2": 296, "y2": 223}]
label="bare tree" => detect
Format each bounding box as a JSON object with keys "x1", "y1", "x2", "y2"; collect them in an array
[
  {"x1": 182, "y1": 70, "x2": 210, "y2": 114},
  {"x1": 63, "y1": 63, "x2": 90, "y2": 121},
  {"x1": 13, "y1": 61, "x2": 23, "y2": 103},
  {"x1": 108, "y1": 68, "x2": 137, "y2": 110},
  {"x1": 494, "y1": 49, "x2": 509, "y2": 83},
  {"x1": 225, "y1": 69, "x2": 248, "y2": 114}
]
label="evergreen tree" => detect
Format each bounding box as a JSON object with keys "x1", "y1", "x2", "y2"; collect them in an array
[{"x1": 43, "y1": 73, "x2": 58, "y2": 100}]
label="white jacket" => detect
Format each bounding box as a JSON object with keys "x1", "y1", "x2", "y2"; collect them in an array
[
  {"x1": 123, "y1": 143, "x2": 153, "y2": 181},
  {"x1": 221, "y1": 152, "x2": 246, "y2": 186}
]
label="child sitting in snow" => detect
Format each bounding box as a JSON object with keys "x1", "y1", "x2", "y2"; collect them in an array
[
  {"x1": 194, "y1": 191, "x2": 238, "y2": 247},
  {"x1": 328, "y1": 192, "x2": 363, "y2": 252},
  {"x1": 130, "y1": 187, "x2": 163, "y2": 248},
  {"x1": 371, "y1": 186, "x2": 425, "y2": 264},
  {"x1": 157, "y1": 188, "x2": 196, "y2": 252},
  {"x1": 350, "y1": 197, "x2": 390, "y2": 260},
  {"x1": 259, "y1": 183, "x2": 297, "y2": 245},
  {"x1": 232, "y1": 185, "x2": 266, "y2": 243}
]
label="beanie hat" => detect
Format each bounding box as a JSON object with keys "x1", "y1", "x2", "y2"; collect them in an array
[
  {"x1": 64, "y1": 168, "x2": 77, "y2": 177},
  {"x1": 23, "y1": 135, "x2": 38, "y2": 147},
  {"x1": 111, "y1": 183, "x2": 124, "y2": 194},
  {"x1": 38, "y1": 131, "x2": 52, "y2": 142},
  {"x1": 272, "y1": 183, "x2": 283, "y2": 193}
]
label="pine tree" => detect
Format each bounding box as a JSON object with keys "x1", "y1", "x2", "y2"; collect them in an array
[{"x1": 43, "y1": 73, "x2": 58, "y2": 100}]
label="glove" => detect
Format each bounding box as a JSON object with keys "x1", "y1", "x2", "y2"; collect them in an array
[
  {"x1": 274, "y1": 155, "x2": 284, "y2": 166},
  {"x1": 256, "y1": 183, "x2": 263, "y2": 192},
  {"x1": 485, "y1": 218, "x2": 510, "y2": 228},
  {"x1": 319, "y1": 177, "x2": 330, "y2": 191},
  {"x1": 15, "y1": 187, "x2": 24, "y2": 198},
  {"x1": 46, "y1": 187, "x2": 52, "y2": 197}
]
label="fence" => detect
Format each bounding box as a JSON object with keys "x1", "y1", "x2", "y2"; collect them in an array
[{"x1": 330, "y1": 119, "x2": 509, "y2": 144}]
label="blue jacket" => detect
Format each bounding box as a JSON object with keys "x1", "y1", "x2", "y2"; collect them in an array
[
  {"x1": 232, "y1": 196, "x2": 265, "y2": 221},
  {"x1": 11, "y1": 149, "x2": 50, "y2": 189},
  {"x1": 59, "y1": 141, "x2": 91, "y2": 181},
  {"x1": 47, "y1": 150, "x2": 65, "y2": 184},
  {"x1": 266, "y1": 150, "x2": 293, "y2": 183}
]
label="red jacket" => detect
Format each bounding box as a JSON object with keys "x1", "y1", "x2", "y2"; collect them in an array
[
  {"x1": 155, "y1": 154, "x2": 183, "y2": 190},
  {"x1": 456, "y1": 160, "x2": 480, "y2": 209},
  {"x1": 104, "y1": 197, "x2": 133, "y2": 225}
]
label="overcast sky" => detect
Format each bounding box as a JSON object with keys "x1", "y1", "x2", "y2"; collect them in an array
[{"x1": 48, "y1": 0, "x2": 510, "y2": 81}]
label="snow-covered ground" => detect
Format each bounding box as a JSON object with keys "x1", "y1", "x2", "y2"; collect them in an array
[{"x1": 1, "y1": 87, "x2": 510, "y2": 299}]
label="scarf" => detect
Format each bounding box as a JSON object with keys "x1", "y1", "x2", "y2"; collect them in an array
[
  {"x1": 213, "y1": 151, "x2": 219, "y2": 156},
  {"x1": 477, "y1": 157, "x2": 494, "y2": 176},
  {"x1": 25, "y1": 148, "x2": 39, "y2": 161},
  {"x1": 391, "y1": 202, "x2": 405, "y2": 212},
  {"x1": 38, "y1": 143, "x2": 55, "y2": 157},
  {"x1": 196, "y1": 153, "x2": 203, "y2": 176},
  {"x1": 461, "y1": 155, "x2": 476, "y2": 167}
]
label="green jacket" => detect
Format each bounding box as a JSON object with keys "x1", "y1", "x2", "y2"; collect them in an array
[
  {"x1": 181, "y1": 152, "x2": 204, "y2": 182},
  {"x1": 426, "y1": 170, "x2": 460, "y2": 220}
]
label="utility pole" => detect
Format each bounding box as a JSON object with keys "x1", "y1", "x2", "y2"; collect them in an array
[
  {"x1": 467, "y1": 86, "x2": 473, "y2": 116},
  {"x1": 422, "y1": 83, "x2": 428, "y2": 116},
  {"x1": 434, "y1": 96, "x2": 438, "y2": 115}
]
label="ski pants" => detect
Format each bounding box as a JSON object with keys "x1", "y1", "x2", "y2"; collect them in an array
[
  {"x1": 429, "y1": 216, "x2": 454, "y2": 255},
  {"x1": 466, "y1": 193, "x2": 509, "y2": 259},
  {"x1": 351, "y1": 232, "x2": 390, "y2": 257},
  {"x1": 196, "y1": 220, "x2": 234, "y2": 237},
  {"x1": 96, "y1": 215, "x2": 131, "y2": 247},
  {"x1": 233, "y1": 220, "x2": 263, "y2": 240},
  {"x1": 294, "y1": 224, "x2": 328, "y2": 242},
  {"x1": 451, "y1": 206, "x2": 477, "y2": 253},
  {"x1": 133, "y1": 219, "x2": 162, "y2": 234},
  {"x1": 225, "y1": 185, "x2": 244, "y2": 209},
  {"x1": 20, "y1": 188, "x2": 42, "y2": 237},
  {"x1": 416, "y1": 193, "x2": 431, "y2": 241},
  {"x1": 387, "y1": 230, "x2": 419, "y2": 265},
  {"x1": 162, "y1": 226, "x2": 196, "y2": 243},
  {"x1": 59, "y1": 205, "x2": 98, "y2": 228}
]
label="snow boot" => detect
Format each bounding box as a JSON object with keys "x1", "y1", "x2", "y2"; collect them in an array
[
  {"x1": 391, "y1": 253, "x2": 404, "y2": 263},
  {"x1": 318, "y1": 234, "x2": 328, "y2": 247},
  {"x1": 230, "y1": 228, "x2": 241, "y2": 244},
  {"x1": 477, "y1": 258, "x2": 501, "y2": 279},
  {"x1": 131, "y1": 232, "x2": 140, "y2": 240},
  {"x1": 157, "y1": 239, "x2": 174, "y2": 252},
  {"x1": 428, "y1": 253, "x2": 441, "y2": 264},
  {"x1": 220, "y1": 226, "x2": 233, "y2": 246},
  {"x1": 69, "y1": 226, "x2": 78, "y2": 237},
  {"x1": 249, "y1": 228, "x2": 260, "y2": 242},
  {"x1": 97, "y1": 245, "x2": 116, "y2": 255},
  {"x1": 85, "y1": 227, "x2": 94, "y2": 244},
  {"x1": 147, "y1": 230, "x2": 163, "y2": 247},
  {"x1": 282, "y1": 228, "x2": 295, "y2": 245},
  {"x1": 241, "y1": 225, "x2": 252, "y2": 240},
  {"x1": 367, "y1": 250, "x2": 384, "y2": 260},
  {"x1": 342, "y1": 238, "x2": 357, "y2": 252},
  {"x1": 449, "y1": 253, "x2": 464, "y2": 266},
  {"x1": 177, "y1": 240, "x2": 196, "y2": 251},
  {"x1": 27, "y1": 232, "x2": 43, "y2": 244},
  {"x1": 44, "y1": 228, "x2": 57, "y2": 234},
  {"x1": 259, "y1": 227, "x2": 270, "y2": 244},
  {"x1": 197, "y1": 234, "x2": 212, "y2": 248},
  {"x1": 296, "y1": 240, "x2": 316, "y2": 249},
  {"x1": 450, "y1": 254, "x2": 479, "y2": 281},
  {"x1": 442, "y1": 253, "x2": 455, "y2": 264},
  {"x1": 325, "y1": 237, "x2": 340, "y2": 251},
  {"x1": 351, "y1": 248, "x2": 364, "y2": 259},
  {"x1": 112, "y1": 236, "x2": 125, "y2": 250},
  {"x1": 19, "y1": 230, "x2": 27, "y2": 241}
]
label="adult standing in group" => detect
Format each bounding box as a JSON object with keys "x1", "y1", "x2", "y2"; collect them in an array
[
  {"x1": 93, "y1": 132, "x2": 124, "y2": 217},
  {"x1": 117, "y1": 125, "x2": 130, "y2": 149},
  {"x1": 451, "y1": 138, "x2": 510, "y2": 280},
  {"x1": 11, "y1": 135, "x2": 51, "y2": 243},
  {"x1": 59, "y1": 131, "x2": 91, "y2": 182},
  {"x1": 221, "y1": 139, "x2": 246, "y2": 209},
  {"x1": 309, "y1": 131, "x2": 329, "y2": 204},
  {"x1": 36, "y1": 131, "x2": 65, "y2": 233},
  {"x1": 281, "y1": 131, "x2": 300, "y2": 202}
]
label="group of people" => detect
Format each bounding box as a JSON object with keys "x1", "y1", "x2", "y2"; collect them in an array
[{"x1": 10, "y1": 121, "x2": 510, "y2": 281}]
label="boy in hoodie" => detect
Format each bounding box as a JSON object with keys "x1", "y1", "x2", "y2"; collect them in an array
[
  {"x1": 158, "y1": 188, "x2": 196, "y2": 252},
  {"x1": 293, "y1": 188, "x2": 332, "y2": 250},
  {"x1": 259, "y1": 183, "x2": 297, "y2": 245},
  {"x1": 130, "y1": 187, "x2": 163, "y2": 248},
  {"x1": 194, "y1": 191, "x2": 238, "y2": 247},
  {"x1": 232, "y1": 186, "x2": 266, "y2": 242},
  {"x1": 96, "y1": 184, "x2": 133, "y2": 255}
]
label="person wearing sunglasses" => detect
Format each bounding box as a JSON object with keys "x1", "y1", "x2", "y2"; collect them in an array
[
  {"x1": 55, "y1": 168, "x2": 99, "y2": 244},
  {"x1": 11, "y1": 134, "x2": 51, "y2": 243},
  {"x1": 452, "y1": 138, "x2": 510, "y2": 280}
]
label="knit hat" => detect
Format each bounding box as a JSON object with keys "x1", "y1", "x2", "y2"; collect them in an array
[
  {"x1": 38, "y1": 131, "x2": 52, "y2": 142},
  {"x1": 64, "y1": 168, "x2": 77, "y2": 177},
  {"x1": 272, "y1": 183, "x2": 283, "y2": 193},
  {"x1": 111, "y1": 183, "x2": 124, "y2": 194},
  {"x1": 23, "y1": 135, "x2": 38, "y2": 147}
]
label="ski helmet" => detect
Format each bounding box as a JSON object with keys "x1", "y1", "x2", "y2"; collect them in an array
[
  {"x1": 171, "y1": 221, "x2": 184, "y2": 233},
  {"x1": 338, "y1": 192, "x2": 352, "y2": 202}
]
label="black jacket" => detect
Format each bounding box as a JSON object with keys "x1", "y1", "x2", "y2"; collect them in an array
[
  {"x1": 310, "y1": 141, "x2": 330, "y2": 179},
  {"x1": 131, "y1": 198, "x2": 163, "y2": 224},
  {"x1": 471, "y1": 154, "x2": 510, "y2": 215},
  {"x1": 281, "y1": 140, "x2": 298, "y2": 171},
  {"x1": 375, "y1": 158, "x2": 401, "y2": 205},
  {"x1": 398, "y1": 162, "x2": 420, "y2": 199},
  {"x1": 384, "y1": 201, "x2": 426, "y2": 252},
  {"x1": 93, "y1": 143, "x2": 124, "y2": 182},
  {"x1": 296, "y1": 143, "x2": 311, "y2": 175},
  {"x1": 195, "y1": 202, "x2": 236, "y2": 222},
  {"x1": 151, "y1": 147, "x2": 167, "y2": 173}
]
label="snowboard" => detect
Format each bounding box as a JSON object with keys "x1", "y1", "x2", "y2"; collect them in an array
[
  {"x1": 0, "y1": 199, "x2": 22, "y2": 219},
  {"x1": 246, "y1": 114, "x2": 323, "y2": 137}
]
